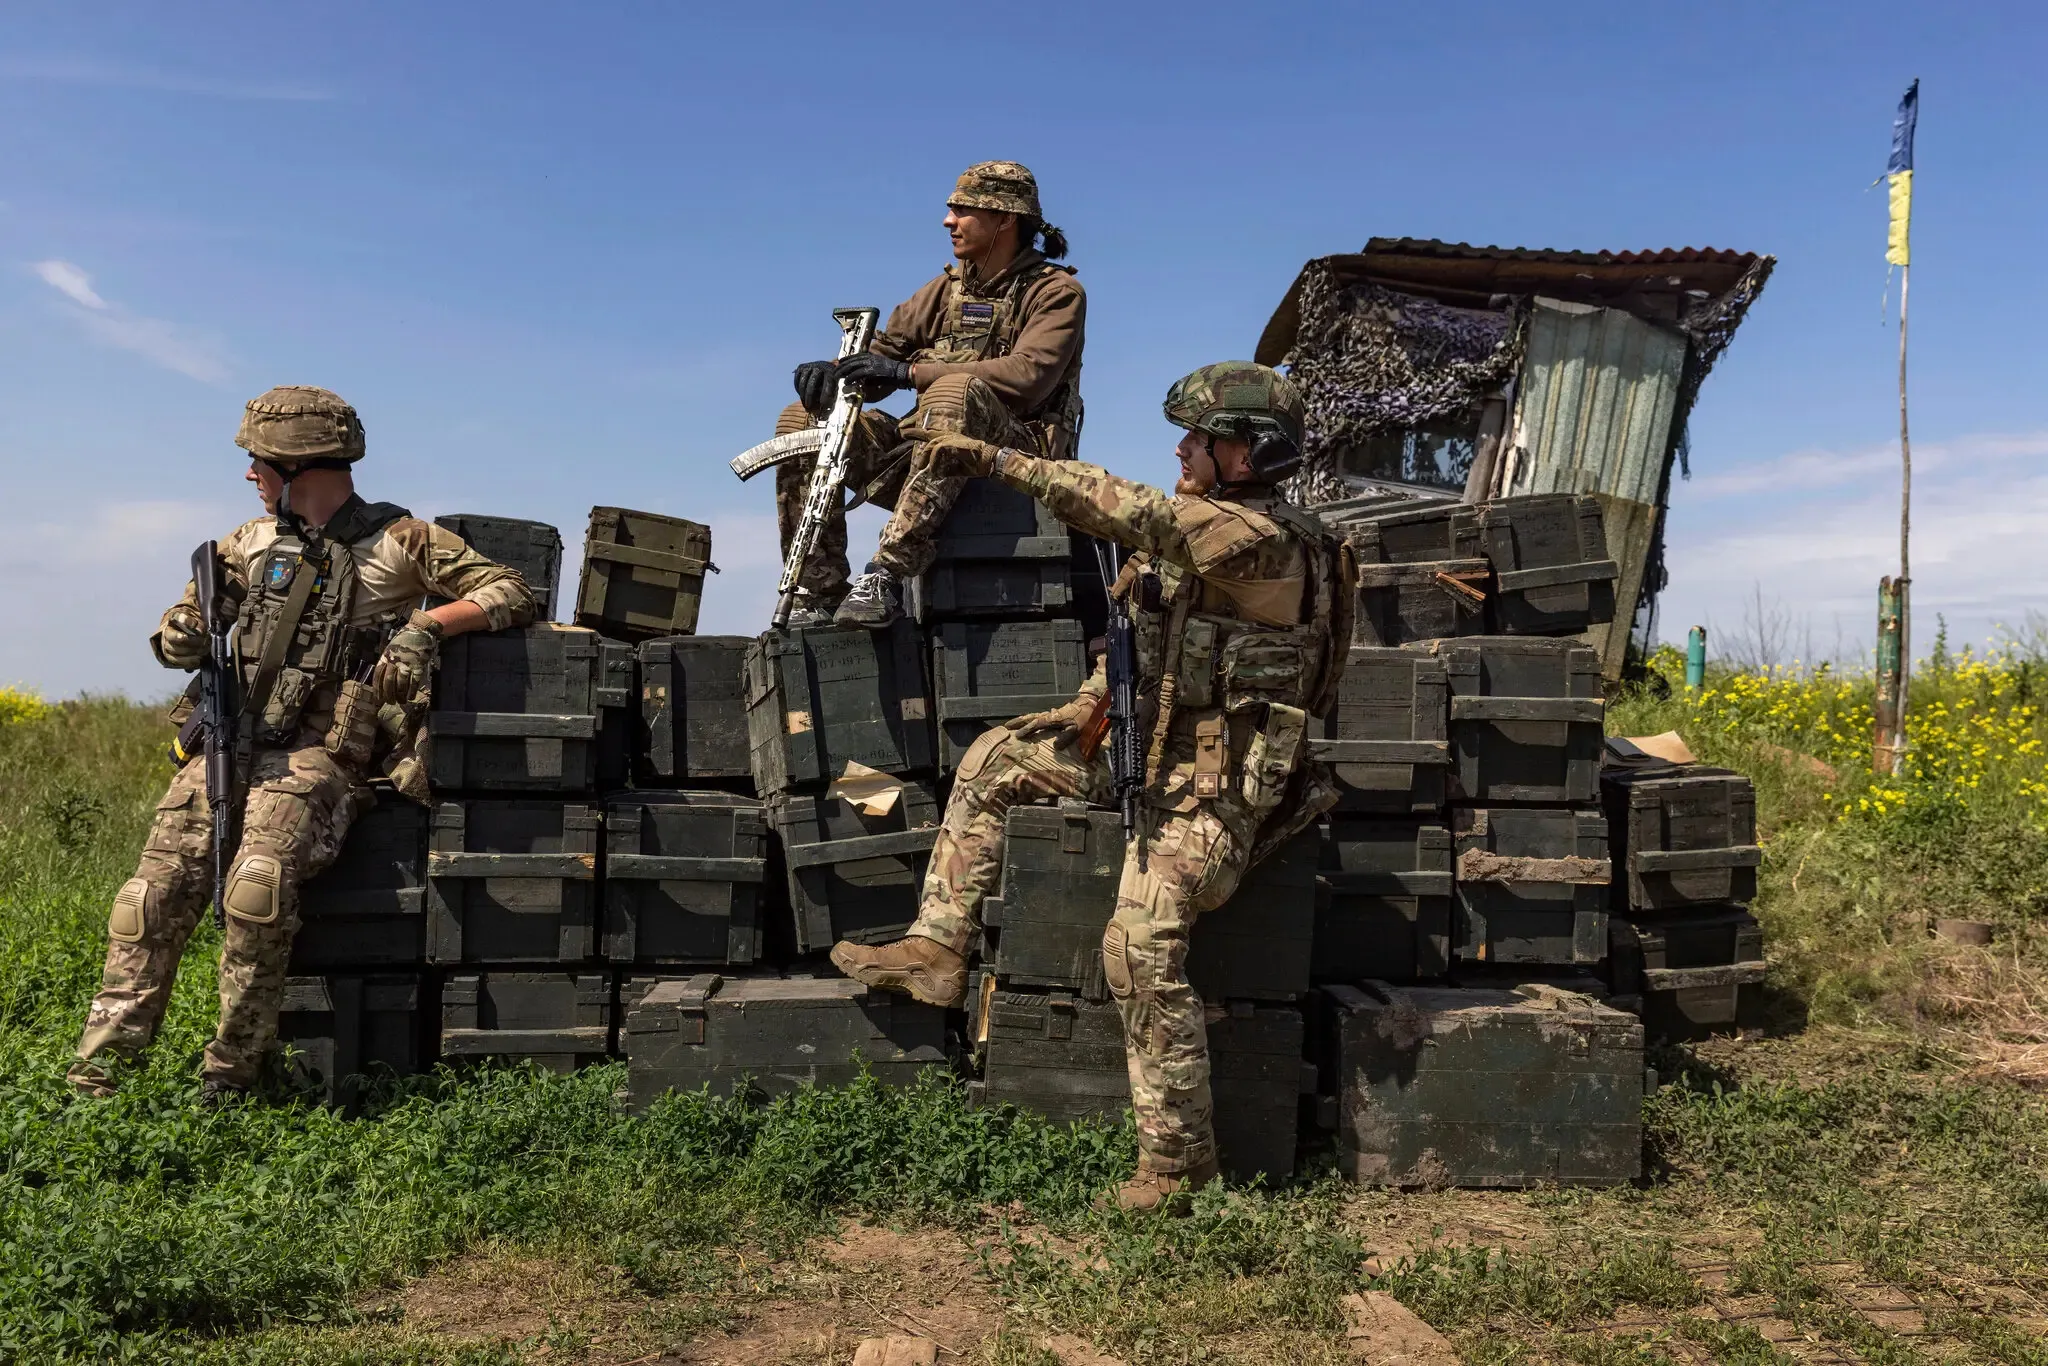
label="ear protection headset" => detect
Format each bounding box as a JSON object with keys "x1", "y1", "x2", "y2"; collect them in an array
[{"x1": 1206, "y1": 417, "x2": 1302, "y2": 491}]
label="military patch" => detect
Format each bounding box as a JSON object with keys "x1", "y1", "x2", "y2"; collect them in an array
[
  {"x1": 266, "y1": 555, "x2": 298, "y2": 590},
  {"x1": 960, "y1": 302, "x2": 995, "y2": 325}
]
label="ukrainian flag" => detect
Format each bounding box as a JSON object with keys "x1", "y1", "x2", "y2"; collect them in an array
[{"x1": 1886, "y1": 80, "x2": 1918, "y2": 266}]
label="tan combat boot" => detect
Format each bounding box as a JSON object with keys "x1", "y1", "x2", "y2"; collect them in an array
[
  {"x1": 1112, "y1": 1156, "x2": 1220, "y2": 1217},
  {"x1": 830, "y1": 936, "x2": 969, "y2": 1008},
  {"x1": 66, "y1": 1057, "x2": 120, "y2": 1099}
]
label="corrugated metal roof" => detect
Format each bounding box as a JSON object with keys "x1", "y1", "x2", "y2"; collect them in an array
[{"x1": 1363, "y1": 238, "x2": 1756, "y2": 267}]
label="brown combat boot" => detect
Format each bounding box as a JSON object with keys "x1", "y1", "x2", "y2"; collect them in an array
[
  {"x1": 829, "y1": 936, "x2": 968, "y2": 1008},
  {"x1": 1111, "y1": 1156, "x2": 1220, "y2": 1218}
]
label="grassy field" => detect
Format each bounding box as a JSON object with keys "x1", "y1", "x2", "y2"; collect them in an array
[{"x1": 0, "y1": 649, "x2": 2043, "y2": 1365}]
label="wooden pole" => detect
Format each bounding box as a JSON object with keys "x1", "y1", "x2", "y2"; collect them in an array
[{"x1": 1893, "y1": 263, "x2": 1912, "y2": 777}]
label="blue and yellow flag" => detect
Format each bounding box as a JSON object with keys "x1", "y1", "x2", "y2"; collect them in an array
[{"x1": 1886, "y1": 80, "x2": 1918, "y2": 266}]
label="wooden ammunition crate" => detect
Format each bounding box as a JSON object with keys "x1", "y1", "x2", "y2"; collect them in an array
[
  {"x1": 1315, "y1": 818, "x2": 1454, "y2": 983},
  {"x1": 425, "y1": 800, "x2": 600, "y2": 964},
  {"x1": 771, "y1": 782, "x2": 943, "y2": 953},
  {"x1": 923, "y1": 478, "x2": 1077, "y2": 619},
  {"x1": 621, "y1": 973, "x2": 949, "y2": 1108},
  {"x1": 603, "y1": 793, "x2": 769, "y2": 967},
  {"x1": 1436, "y1": 637, "x2": 1604, "y2": 804},
  {"x1": 293, "y1": 789, "x2": 428, "y2": 970},
  {"x1": 1452, "y1": 806, "x2": 1609, "y2": 966},
  {"x1": 1309, "y1": 646, "x2": 1450, "y2": 814},
  {"x1": 1474, "y1": 495, "x2": 1617, "y2": 636},
  {"x1": 1319, "y1": 981, "x2": 1643, "y2": 1187},
  {"x1": 430, "y1": 514, "x2": 565, "y2": 620},
  {"x1": 1185, "y1": 827, "x2": 1321, "y2": 1002},
  {"x1": 1608, "y1": 908, "x2": 1765, "y2": 1041},
  {"x1": 1344, "y1": 503, "x2": 1485, "y2": 564},
  {"x1": 637, "y1": 635, "x2": 753, "y2": 783},
  {"x1": 574, "y1": 505, "x2": 712, "y2": 642},
  {"x1": 278, "y1": 973, "x2": 425, "y2": 1108},
  {"x1": 428, "y1": 625, "x2": 632, "y2": 794},
  {"x1": 973, "y1": 984, "x2": 1306, "y2": 1183},
  {"x1": 1352, "y1": 559, "x2": 1492, "y2": 646},
  {"x1": 440, "y1": 972, "x2": 612, "y2": 1072},
  {"x1": 1602, "y1": 765, "x2": 1760, "y2": 913},
  {"x1": 743, "y1": 621, "x2": 935, "y2": 795},
  {"x1": 931, "y1": 618, "x2": 1088, "y2": 771},
  {"x1": 1206, "y1": 1000, "x2": 1309, "y2": 1183},
  {"x1": 989, "y1": 804, "x2": 1317, "y2": 1003},
  {"x1": 975, "y1": 985, "x2": 1128, "y2": 1122}
]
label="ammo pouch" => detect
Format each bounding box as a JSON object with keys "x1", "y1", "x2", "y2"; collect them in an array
[
  {"x1": 1241, "y1": 703, "x2": 1307, "y2": 816},
  {"x1": 324, "y1": 679, "x2": 381, "y2": 770}
]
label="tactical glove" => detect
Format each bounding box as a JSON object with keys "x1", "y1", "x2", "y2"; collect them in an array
[
  {"x1": 370, "y1": 610, "x2": 444, "y2": 705},
  {"x1": 156, "y1": 604, "x2": 207, "y2": 670},
  {"x1": 1003, "y1": 691, "x2": 1101, "y2": 745},
  {"x1": 835, "y1": 353, "x2": 915, "y2": 402},
  {"x1": 920, "y1": 432, "x2": 1001, "y2": 478},
  {"x1": 793, "y1": 359, "x2": 840, "y2": 417}
]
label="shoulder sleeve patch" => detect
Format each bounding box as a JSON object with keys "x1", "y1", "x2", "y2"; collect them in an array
[{"x1": 1172, "y1": 498, "x2": 1273, "y2": 573}]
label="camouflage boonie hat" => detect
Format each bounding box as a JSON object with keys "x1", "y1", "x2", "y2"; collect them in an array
[
  {"x1": 948, "y1": 161, "x2": 1041, "y2": 219},
  {"x1": 1163, "y1": 361, "x2": 1305, "y2": 448},
  {"x1": 234, "y1": 385, "x2": 365, "y2": 465}
]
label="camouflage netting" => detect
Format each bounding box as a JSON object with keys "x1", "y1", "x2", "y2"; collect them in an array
[{"x1": 1282, "y1": 267, "x2": 1528, "y2": 506}]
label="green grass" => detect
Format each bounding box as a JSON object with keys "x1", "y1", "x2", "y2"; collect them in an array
[{"x1": 3, "y1": 666, "x2": 2047, "y2": 1363}]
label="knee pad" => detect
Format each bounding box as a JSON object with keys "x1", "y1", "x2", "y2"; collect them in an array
[
  {"x1": 109, "y1": 878, "x2": 154, "y2": 944},
  {"x1": 911, "y1": 373, "x2": 981, "y2": 430},
  {"x1": 1102, "y1": 922, "x2": 1135, "y2": 999},
  {"x1": 223, "y1": 853, "x2": 285, "y2": 926}
]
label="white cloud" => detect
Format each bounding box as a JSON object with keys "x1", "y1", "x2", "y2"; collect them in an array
[
  {"x1": 1661, "y1": 435, "x2": 2048, "y2": 659},
  {"x1": 33, "y1": 259, "x2": 105, "y2": 309},
  {"x1": 1689, "y1": 430, "x2": 2048, "y2": 499},
  {"x1": 29, "y1": 259, "x2": 233, "y2": 384},
  {"x1": 0, "y1": 56, "x2": 331, "y2": 101}
]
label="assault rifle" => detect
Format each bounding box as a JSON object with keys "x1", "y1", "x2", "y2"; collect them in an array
[
  {"x1": 186, "y1": 542, "x2": 241, "y2": 929},
  {"x1": 728, "y1": 306, "x2": 881, "y2": 628},
  {"x1": 1079, "y1": 538, "x2": 1143, "y2": 838}
]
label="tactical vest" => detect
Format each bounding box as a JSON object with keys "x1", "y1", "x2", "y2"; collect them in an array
[
  {"x1": 235, "y1": 500, "x2": 410, "y2": 742},
  {"x1": 1117, "y1": 495, "x2": 1355, "y2": 813},
  {"x1": 917, "y1": 256, "x2": 1084, "y2": 460}
]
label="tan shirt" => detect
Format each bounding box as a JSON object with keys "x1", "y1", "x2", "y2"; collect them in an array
[{"x1": 871, "y1": 251, "x2": 1086, "y2": 416}]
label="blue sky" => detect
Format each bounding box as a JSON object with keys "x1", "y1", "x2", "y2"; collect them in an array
[{"x1": 3, "y1": 1, "x2": 2043, "y2": 696}]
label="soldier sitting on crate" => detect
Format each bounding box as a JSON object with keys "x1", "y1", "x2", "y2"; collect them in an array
[
  {"x1": 834, "y1": 363, "x2": 1355, "y2": 1215},
  {"x1": 772, "y1": 159, "x2": 1085, "y2": 629},
  {"x1": 68, "y1": 386, "x2": 537, "y2": 1105}
]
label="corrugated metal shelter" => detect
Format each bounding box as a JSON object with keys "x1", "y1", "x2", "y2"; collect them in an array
[{"x1": 1257, "y1": 238, "x2": 1773, "y2": 678}]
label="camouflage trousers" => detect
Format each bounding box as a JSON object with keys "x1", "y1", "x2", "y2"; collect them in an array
[
  {"x1": 907, "y1": 713, "x2": 1258, "y2": 1174},
  {"x1": 71, "y1": 739, "x2": 371, "y2": 1090},
  {"x1": 774, "y1": 373, "x2": 1040, "y2": 603}
]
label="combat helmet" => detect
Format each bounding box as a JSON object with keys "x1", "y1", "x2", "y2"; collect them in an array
[
  {"x1": 234, "y1": 385, "x2": 365, "y2": 467},
  {"x1": 1162, "y1": 361, "x2": 1305, "y2": 484},
  {"x1": 948, "y1": 161, "x2": 1042, "y2": 220}
]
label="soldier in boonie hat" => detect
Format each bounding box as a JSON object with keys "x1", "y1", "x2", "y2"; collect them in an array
[{"x1": 764, "y1": 160, "x2": 1087, "y2": 630}]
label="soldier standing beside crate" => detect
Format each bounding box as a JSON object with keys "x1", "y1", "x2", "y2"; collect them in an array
[
  {"x1": 771, "y1": 160, "x2": 1086, "y2": 628},
  {"x1": 834, "y1": 363, "x2": 1354, "y2": 1213},
  {"x1": 68, "y1": 386, "x2": 537, "y2": 1104}
]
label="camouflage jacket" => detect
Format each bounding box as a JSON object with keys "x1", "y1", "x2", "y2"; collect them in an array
[
  {"x1": 993, "y1": 453, "x2": 1351, "y2": 846},
  {"x1": 154, "y1": 498, "x2": 537, "y2": 796},
  {"x1": 154, "y1": 502, "x2": 535, "y2": 666},
  {"x1": 871, "y1": 249, "x2": 1085, "y2": 420}
]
